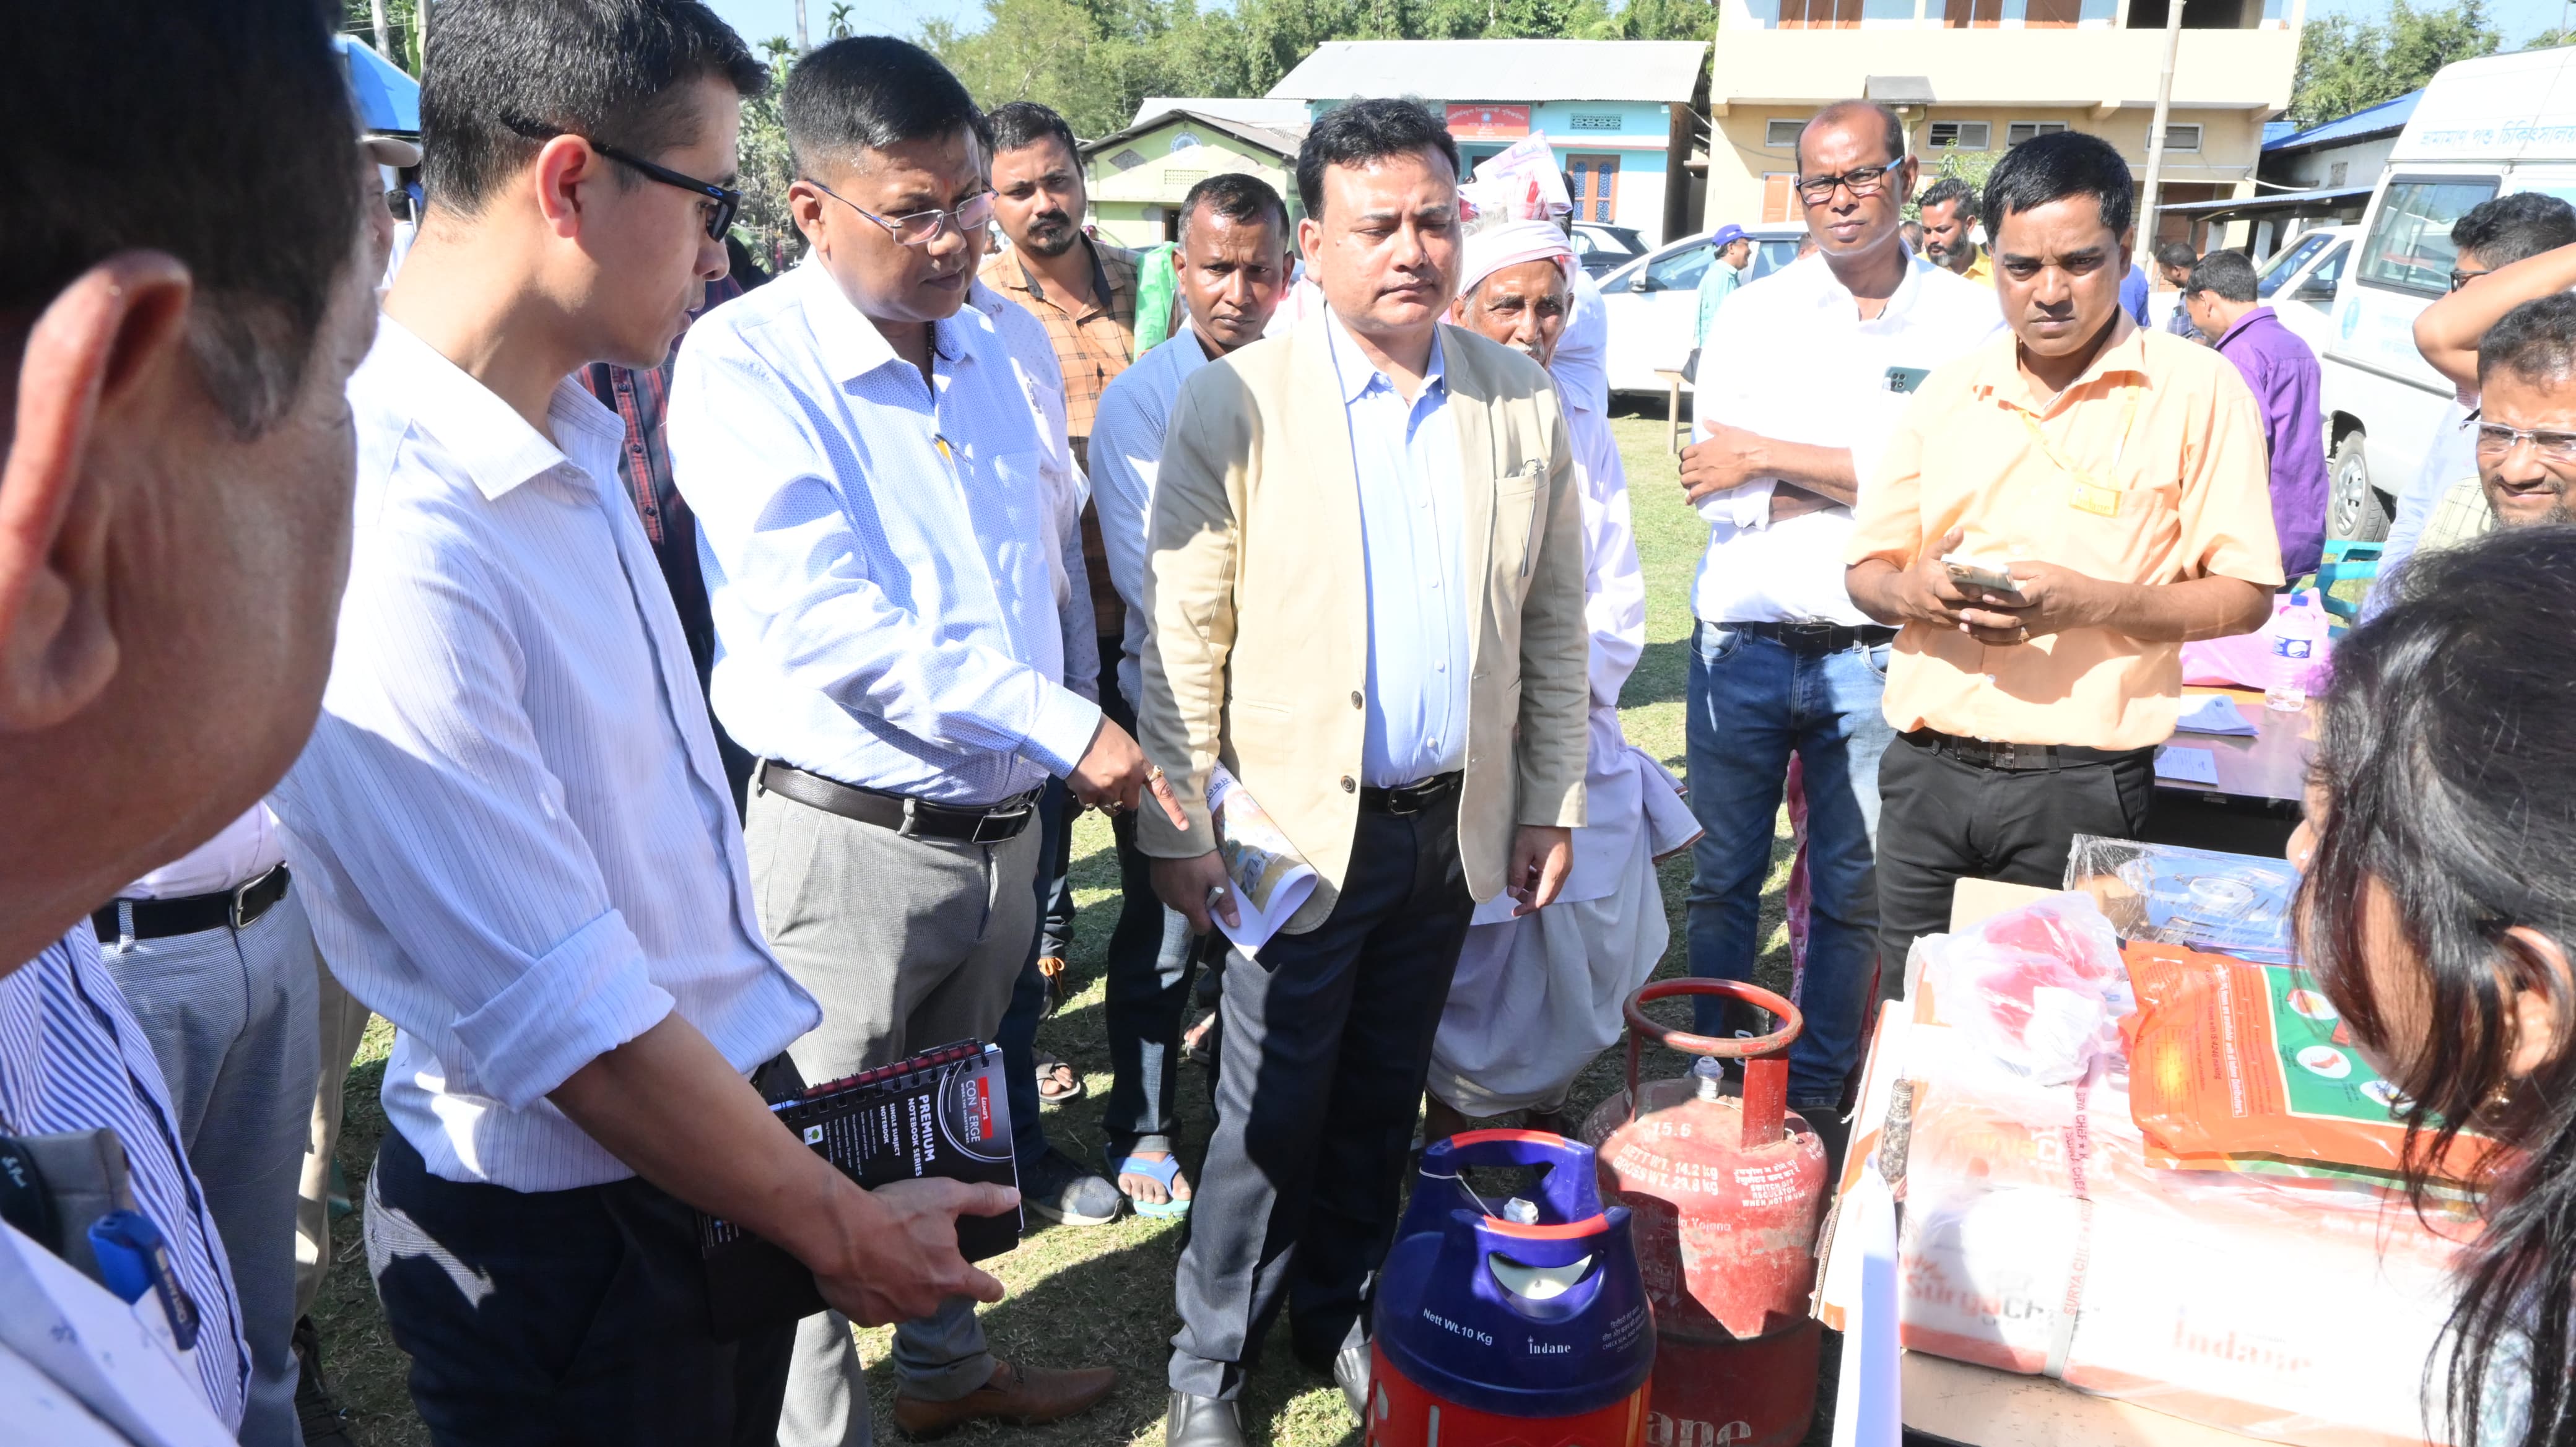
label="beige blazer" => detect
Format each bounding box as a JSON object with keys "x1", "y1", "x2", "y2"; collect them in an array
[{"x1": 1136, "y1": 318, "x2": 1590, "y2": 934}]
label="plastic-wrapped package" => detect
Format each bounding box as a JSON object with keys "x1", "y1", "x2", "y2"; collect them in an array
[
  {"x1": 1894, "y1": 1025, "x2": 2474, "y2": 1447},
  {"x1": 2065, "y1": 835, "x2": 2300, "y2": 965},
  {"x1": 1915, "y1": 892, "x2": 2131, "y2": 1087},
  {"x1": 2123, "y1": 942, "x2": 2501, "y2": 1184}
]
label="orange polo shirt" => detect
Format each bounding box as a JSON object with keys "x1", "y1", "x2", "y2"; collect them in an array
[{"x1": 1845, "y1": 319, "x2": 2284, "y2": 751}]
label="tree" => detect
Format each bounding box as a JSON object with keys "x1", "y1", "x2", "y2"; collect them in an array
[
  {"x1": 339, "y1": 0, "x2": 425, "y2": 76},
  {"x1": 734, "y1": 42, "x2": 805, "y2": 272},
  {"x1": 2287, "y1": 0, "x2": 2498, "y2": 129}
]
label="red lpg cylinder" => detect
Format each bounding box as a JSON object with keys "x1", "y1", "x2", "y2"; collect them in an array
[{"x1": 1581, "y1": 981, "x2": 1830, "y2": 1447}]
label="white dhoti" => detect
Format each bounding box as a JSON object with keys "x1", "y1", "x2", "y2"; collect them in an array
[{"x1": 1428, "y1": 744, "x2": 1698, "y2": 1116}]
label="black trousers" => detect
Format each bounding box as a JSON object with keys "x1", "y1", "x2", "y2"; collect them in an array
[
  {"x1": 367, "y1": 1128, "x2": 793, "y2": 1447},
  {"x1": 1873, "y1": 730, "x2": 2155, "y2": 996},
  {"x1": 1166, "y1": 795, "x2": 1476, "y2": 1399}
]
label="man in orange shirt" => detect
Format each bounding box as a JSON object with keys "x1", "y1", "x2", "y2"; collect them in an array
[{"x1": 1845, "y1": 131, "x2": 2281, "y2": 981}]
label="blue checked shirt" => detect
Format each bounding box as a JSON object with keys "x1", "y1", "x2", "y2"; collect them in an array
[
  {"x1": 272, "y1": 319, "x2": 820, "y2": 1192},
  {"x1": 669, "y1": 261, "x2": 1102, "y2": 805},
  {"x1": 1325, "y1": 313, "x2": 1471, "y2": 787},
  {"x1": 1, "y1": 931, "x2": 248, "y2": 1425}
]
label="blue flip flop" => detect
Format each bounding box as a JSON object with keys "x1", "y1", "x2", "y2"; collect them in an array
[{"x1": 1104, "y1": 1147, "x2": 1193, "y2": 1219}]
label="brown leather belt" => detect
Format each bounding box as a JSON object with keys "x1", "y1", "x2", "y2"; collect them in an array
[
  {"x1": 757, "y1": 760, "x2": 1040, "y2": 845},
  {"x1": 1904, "y1": 729, "x2": 2150, "y2": 772},
  {"x1": 92, "y1": 864, "x2": 291, "y2": 942}
]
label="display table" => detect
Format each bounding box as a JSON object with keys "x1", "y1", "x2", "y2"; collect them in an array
[{"x1": 2145, "y1": 687, "x2": 2310, "y2": 856}]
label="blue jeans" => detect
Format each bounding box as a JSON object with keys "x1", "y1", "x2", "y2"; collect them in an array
[
  {"x1": 996, "y1": 778, "x2": 1071, "y2": 1175},
  {"x1": 1683, "y1": 621, "x2": 1896, "y2": 1105}
]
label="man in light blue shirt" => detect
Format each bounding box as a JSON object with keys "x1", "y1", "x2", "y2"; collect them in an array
[
  {"x1": 1087, "y1": 172, "x2": 1294, "y2": 1220},
  {"x1": 668, "y1": 38, "x2": 1159, "y2": 1445},
  {"x1": 1693, "y1": 222, "x2": 1752, "y2": 354}
]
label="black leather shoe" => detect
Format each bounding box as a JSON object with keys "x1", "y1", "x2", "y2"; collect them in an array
[
  {"x1": 1332, "y1": 1343, "x2": 1371, "y2": 1422},
  {"x1": 1167, "y1": 1391, "x2": 1251, "y2": 1447}
]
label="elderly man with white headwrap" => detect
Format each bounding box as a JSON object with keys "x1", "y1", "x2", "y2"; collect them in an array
[{"x1": 1422, "y1": 220, "x2": 1699, "y2": 1141}]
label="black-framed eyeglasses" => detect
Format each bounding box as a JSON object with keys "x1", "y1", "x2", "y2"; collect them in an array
[
  {"x1": 1795, "y1": 164, "x2": 1897, "y2": 205},
  {"x1": 2449, "y1": 265, "x2": 2493, "y2": 292},
  {"x1": 2474, "y1": 422, "x2": 2576, "y2": 461},
  {"x1": 503, "y1": 118, "x2": 740, "y2": 240},
  {"x1": 804, "y1": 177, "x2": 996, "y2": 247}
]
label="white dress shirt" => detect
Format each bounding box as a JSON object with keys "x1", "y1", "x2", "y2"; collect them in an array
[
  {"x1": 272, "y1": 318, "x2": 820, "y2": 1191},
  {"x1": 1327, "y1": 312, "x2": 1471, "y2": 787},
  {"x1": 121, "y1": 806, "x2": 287, "y2": 899},
  {"x1": 1690, "y1": 251, "x2": 2003, "y2": 625},
  {"x1": 1089, "y1": 329, "x2": 1213, "y2": 708},
  {"x1": 669, "y1": 261, "x2": 1101, "y2": 805}
]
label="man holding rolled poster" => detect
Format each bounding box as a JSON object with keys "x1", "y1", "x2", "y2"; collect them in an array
[
  {"x1": 1845, "y1": 131, "x2": 2281, "y2": 989},
  {"x1": 1137, "y1": 98, "x2": 1590, "y2": 1447}
]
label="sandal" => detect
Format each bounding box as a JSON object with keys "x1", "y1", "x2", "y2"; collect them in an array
[
  {"x1": 1103, "y1": 1145, "x2": 1193, "y2": 1219},
  {"x1": 1033, "y1": 1051, "x2": 1086, "y2": 1104},
  {"x1": 1037, "y1": 955, "x2": 1071, "y2": 1016}
]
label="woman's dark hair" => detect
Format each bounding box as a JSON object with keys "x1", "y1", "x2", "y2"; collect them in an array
[
  {"x1": 1983, "y1": 129, "x2": 2134, "y2": 243},
  {"x1": 2300, "y1": 524, "x2": 2576, "y2": 1447},
  {"x1": 1294, "y1": 98, "x2": 1458, "y2": 222}
]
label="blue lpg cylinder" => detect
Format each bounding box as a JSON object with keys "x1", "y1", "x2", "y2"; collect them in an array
[{"x1": 1367, "y1": 1130, "x2": 1655, "y2": 1447}]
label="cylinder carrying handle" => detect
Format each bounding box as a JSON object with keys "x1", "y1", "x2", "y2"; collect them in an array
[{"x1": 1621, "y1": 979, "x2": 1804, "y2": 1149}]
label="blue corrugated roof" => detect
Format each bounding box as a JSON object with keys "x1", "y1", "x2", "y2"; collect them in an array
[{"x1": 2263, "y1": 90, "x2": 2421, "y2": 154}]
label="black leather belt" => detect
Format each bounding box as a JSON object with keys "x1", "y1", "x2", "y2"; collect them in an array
[
  {"x1": 1905, "y1": 729, "x2": 2151, "y2": 772},
  {"x1": 1721, "y1": 620, "x2": 1899, "y2": 654},
  {"x1": 1360, "y1": 771, "x2": 1462, "y2": 815},
  {"x1": 92, "y1": 864, "x2": 290, "y2": 943},
  {"x1": 758, "y1": 760, "x2": 1040, "y2": 845}
]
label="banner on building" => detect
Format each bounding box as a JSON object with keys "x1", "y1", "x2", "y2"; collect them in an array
[{"x1": 1446, "y1": 103, "x2": 1531, "y2": 140}]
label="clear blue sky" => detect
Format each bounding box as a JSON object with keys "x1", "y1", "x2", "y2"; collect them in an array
[{"x1": 703, "y1": 0, "x2": 2576, "y2": 49}]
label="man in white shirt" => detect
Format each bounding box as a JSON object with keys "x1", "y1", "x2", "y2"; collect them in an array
[
  {"x1": 1088, "y1": 172, "x2": 1294, "y2": 1219},
  {"x1": 1679, "y1": 102, "x2": 2001, "y2": 1142},
  {"x1": 272, "y1": 9, "x2": 1014, "y2": 1444},
  {"x1": 667, "y1": 38, "x2": 1158, "y2": 1445}
]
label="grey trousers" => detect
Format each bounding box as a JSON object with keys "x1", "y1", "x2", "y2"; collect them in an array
[
  {"x1": 98, "y1": 887, "x2": 323, "y2": 1447},
  {"x1": 746, "y1": 782, "x2": 1040, "y2": 1447},
  {"x1": 295, "y1": 950, "x2": 374, "y2": 1319}
]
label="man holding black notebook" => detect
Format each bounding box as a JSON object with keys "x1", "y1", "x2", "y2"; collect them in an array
[{"x1": 269, "y1": 6, "x2": 1016, "y2": 1444}]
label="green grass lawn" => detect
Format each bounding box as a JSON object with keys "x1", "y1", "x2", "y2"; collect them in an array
[{"x1": 309, "y1": 408, "x2": 1808, "y2": 1446}]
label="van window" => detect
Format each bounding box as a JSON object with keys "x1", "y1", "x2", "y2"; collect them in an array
[
  {"x1": 2255, "y1": 232, "x2": 2331, "y2": 297},
  {"x1": 2357, "y1": 178, "x2": 2500, "y2": 295}
]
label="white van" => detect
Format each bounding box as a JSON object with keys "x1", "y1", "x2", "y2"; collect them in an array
[{"x1": 2318, "y1": 46, "x2": 2576, "y2": 541}]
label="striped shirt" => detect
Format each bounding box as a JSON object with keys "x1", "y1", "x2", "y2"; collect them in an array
[
  {"x1": 272, "y1": 318, "x2": 820, "y2": 1191},
  {"x1": 668, "y1": 260, "x2": 1102, "y2": 806},
  {"x1": 0, "y1": 930, "x2": 247, "y2": 1425}
]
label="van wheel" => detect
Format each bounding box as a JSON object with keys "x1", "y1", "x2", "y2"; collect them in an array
[{"x1": 2328, "y1": 430, "x2": 2390, "y2": 542}]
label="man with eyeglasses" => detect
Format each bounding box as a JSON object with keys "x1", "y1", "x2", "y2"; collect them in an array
[
  {"x1": 274, "y1": 6, "x2": 1025, "y2": 1444},
  {"x1": 2370, "y1": 192, "x2": 2576, "y2": 614},
  {"x1": 1676, "y1": 100, "x2": 1998, "y2": 1157},
  {"x1": 2411, "y1": 294, "x2": 2576, "y2": 557},
  {"x1": 669, "y1": 37, "x2": 1157, "y2": 1445}
]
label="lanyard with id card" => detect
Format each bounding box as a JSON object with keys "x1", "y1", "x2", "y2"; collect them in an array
[{"x1": 2017, "y1": 381, "x2": 2141, "y2": 518}]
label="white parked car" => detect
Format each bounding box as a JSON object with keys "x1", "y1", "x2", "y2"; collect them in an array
[
  {"x1": 1596, "y1": 225, "x2": 1806, "y2": 396},
  {"x1": 1570, "y1": 222, "x2": 1647, "y2": 277}
]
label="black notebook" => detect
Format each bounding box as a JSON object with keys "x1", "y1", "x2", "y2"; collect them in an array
[{"x1": 696, "y1": 1040, "x2": 1022, "y2": 1340}]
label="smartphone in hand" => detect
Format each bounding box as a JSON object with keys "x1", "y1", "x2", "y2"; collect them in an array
[{"x1": 1941, "y1": 554, "x2": 2029, "y2": 607}]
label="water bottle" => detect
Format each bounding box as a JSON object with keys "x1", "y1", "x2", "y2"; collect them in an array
[{"x1": 2265, "y1": 592, "x2": 2323, "y2": 713}]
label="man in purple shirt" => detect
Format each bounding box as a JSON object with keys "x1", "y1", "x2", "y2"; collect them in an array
[{"x1": 2185, "y1": 249, "x2": 2327, "y2": 578}]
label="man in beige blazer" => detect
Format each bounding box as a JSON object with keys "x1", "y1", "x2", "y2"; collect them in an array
[{"x1": 1136, "y1": 99, "x2": 1590, "y2": 1447}]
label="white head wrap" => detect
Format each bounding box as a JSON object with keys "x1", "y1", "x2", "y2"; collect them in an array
[{"x1": 1455, "y1": 219, "x2": 1578, "y2": 302}]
